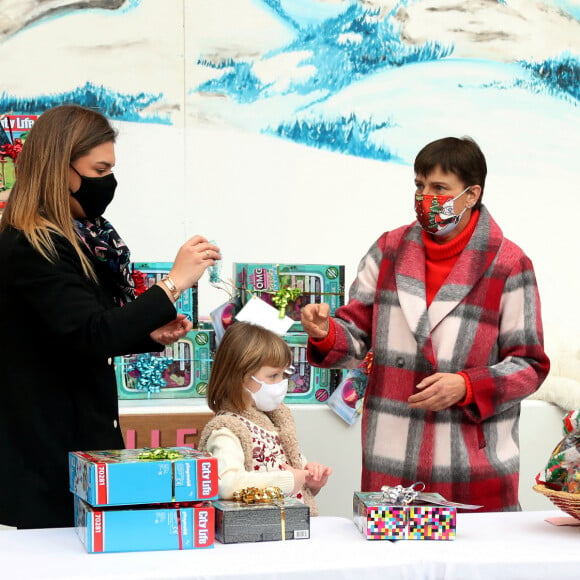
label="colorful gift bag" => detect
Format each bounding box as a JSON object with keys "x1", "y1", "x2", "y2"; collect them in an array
[
  {"x1": 327, "y1": 352, "x2": 373, "y2": 425},
  {"x1": 537, "y1": 409, "x2": 580, "y2": 492}
]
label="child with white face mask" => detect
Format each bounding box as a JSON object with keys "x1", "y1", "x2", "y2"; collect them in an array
[{"x1": 199, "y1": 321, "x2": 332, "y2": 515}]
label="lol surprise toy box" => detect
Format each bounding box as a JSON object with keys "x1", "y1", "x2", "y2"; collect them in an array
[
  {"x1": 74, "y1": 495, "x2": 214, "y2": 553},
  {"x1": 132, "y1": 261, "x2": 198, "y2": 325},
  {"x1": 353, "y1": 485, "x2": 481, "y2": 541},
  {"x1": 234, "y1": 263, "x2": 345, "y2": 332},
  {"x1": 283, "y1": 332, "x2": 343, "y2": 404},
  {"x1": 115, "y1": 329, "x2": 215, "y2": 399},
  {"x1": 69, "y1": 447, "x2": 218, "y2": 507}
]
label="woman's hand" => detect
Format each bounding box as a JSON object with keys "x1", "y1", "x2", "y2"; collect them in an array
[
  {"x1": 168, "y1": 235, "x2": 221, "y2": 292},
  {"x1": 150, "y1": 314, "x2": 193, "y2": 345},
  {"x1": 301, "y1": 303, "x2": 331, "y2": 339},
  {"x1": 408, "y1": 372, "x2": 467, "y2": 411},
  {"x1": 304, "y1": 462, "x2": 332, "y2": 495}
]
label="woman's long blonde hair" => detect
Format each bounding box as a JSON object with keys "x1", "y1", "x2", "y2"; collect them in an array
[
  {"x1": 0, "y1": 105, "x2": 117, "y2": 279},
  {"x1": 206, "y1": 322, "x2": 292, "y2": 413}
]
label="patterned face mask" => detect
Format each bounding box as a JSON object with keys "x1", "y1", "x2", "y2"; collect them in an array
[{"x1": 415, "y1": 186, "x2": 471, "y2": 236}]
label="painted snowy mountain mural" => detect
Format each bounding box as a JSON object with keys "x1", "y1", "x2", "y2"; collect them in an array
[
  {"x1": 0, "y1": 0, "x2": 578, "y2": 166},
  {"x1": 190, "y1": 0, "x2": 580, "y2": 165},
  {"x1": 0, "y1": 0, "x2": 172, "y2": 124}
]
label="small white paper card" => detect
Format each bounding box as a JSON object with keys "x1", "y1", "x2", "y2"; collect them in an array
[{"x1": 235, "y1": 296, "x2": 294, "y2": 336}]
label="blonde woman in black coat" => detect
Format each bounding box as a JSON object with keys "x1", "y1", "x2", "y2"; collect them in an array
[{"x1": 0, "y1": 105, "x2": 220, "y2": 529}]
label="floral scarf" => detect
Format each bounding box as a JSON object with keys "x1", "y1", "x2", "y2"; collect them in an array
[{"x1": 74, "y1": 216, "x2": 135, "y2": 305}]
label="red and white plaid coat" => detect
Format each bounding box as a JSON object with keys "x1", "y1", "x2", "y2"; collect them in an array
[{"x1": 309, "y1": 207, "x2": 550, "y2": 511}]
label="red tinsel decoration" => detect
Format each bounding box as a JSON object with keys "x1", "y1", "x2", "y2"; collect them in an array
[
  {"x1": 132, "y1": 269, "x2": 148, "y2": 296},
  {"x1": 0, "y1": 138, "x2": 23, "y2": 161}
]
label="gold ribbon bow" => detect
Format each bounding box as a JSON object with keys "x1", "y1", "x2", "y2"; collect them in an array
[{"x1": 232, "y1": 486, "x2": 287, "y2": 540}]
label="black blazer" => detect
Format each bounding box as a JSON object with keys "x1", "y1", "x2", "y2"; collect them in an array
[{"x1": 0, "y1": 226, "x2": 176, "y2": 528}]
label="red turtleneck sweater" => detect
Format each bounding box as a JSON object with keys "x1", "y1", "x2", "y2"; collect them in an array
[{"x1": 422, "y1": 210, "x2": 480, "y2": 306}]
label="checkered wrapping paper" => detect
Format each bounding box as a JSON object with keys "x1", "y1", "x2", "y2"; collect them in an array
[{"x1": 354, "y1": 493, "x2": 456, "y2": 540}]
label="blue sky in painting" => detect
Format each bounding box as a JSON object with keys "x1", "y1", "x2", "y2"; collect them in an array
[{"x1": 194, "y1": 0, "x2": 580, "y2": 164}]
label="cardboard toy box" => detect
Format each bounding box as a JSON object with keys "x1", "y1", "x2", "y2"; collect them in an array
[
  {"x1": 1, "y1": 114, "x2": 37, "y2": 192},
  {"x1": 133, "y1": 261, "x2": 198, "y2": 325},
  {"x1": 69, "y1": 447, "x2": 218, "y2": 507},
  {"x1": 353, "y1": 492, "x2": 456, "y2": 541},
  {"x1": 213, "y1": 498, "x2": 310, "y2": 544},
  {"x1": 284, "y1": 332, "x2": 343, "y2": 404},
  {"x1": 74, "y1": 496, "x2": 214, "y2": 553},
  {"x1": 234, "y1": 263, "x2": 345, "y2": 332},
  {"x1": 115, "y1": 329, "x2": 215, "y2": 399}
]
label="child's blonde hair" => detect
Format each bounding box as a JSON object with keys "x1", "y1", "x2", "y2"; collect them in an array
[{"x1": 207, "y1": 321, "x2": 292, "y2": 413}]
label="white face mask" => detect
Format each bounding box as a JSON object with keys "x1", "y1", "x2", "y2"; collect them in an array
[{"x1": 248, "y1": 376, "x2": 288, "y2": 412}]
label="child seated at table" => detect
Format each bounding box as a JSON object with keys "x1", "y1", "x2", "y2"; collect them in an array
[{"x1": 199, "y1": 321, "x2": 332, "y2": 515}]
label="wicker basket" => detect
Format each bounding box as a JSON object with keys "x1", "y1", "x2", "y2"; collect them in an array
[{"x1": 533, "y1": 483, "x2": 580, "y2": 520}]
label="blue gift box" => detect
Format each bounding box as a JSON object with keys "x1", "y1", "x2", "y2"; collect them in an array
[
  {"x1": 74, "y1": 496, "x2": 214, "y2": 553},
  {"x1": 69, "y1": 447, "x2": 218, "y2": 507}
]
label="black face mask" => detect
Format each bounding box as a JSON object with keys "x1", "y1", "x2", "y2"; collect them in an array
[{"x1": 70, "y1": 166, "x2": 117, "y2": 219}]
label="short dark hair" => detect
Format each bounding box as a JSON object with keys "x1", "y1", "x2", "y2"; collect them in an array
[{"x1": 414, "y1": 136, "x2": 487, "y2": 208}]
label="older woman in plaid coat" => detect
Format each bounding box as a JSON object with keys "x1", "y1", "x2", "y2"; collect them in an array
[{"x1": 303, "y1": 137, "x2": 550, "y2": 511}]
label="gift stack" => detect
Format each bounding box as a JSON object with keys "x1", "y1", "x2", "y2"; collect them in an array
[
  {"x1": 69, "y1": 447, "x2": 218, "y2": 553},
  {"x1": 115, "y1": 262, "x2": 216, "y2": 400},
  {"x1": 353, "y1": 484, "x2": 481, "y2": 541},
  {"x1": 231, "y1": 262, "x2": 347, "y2": 404}
]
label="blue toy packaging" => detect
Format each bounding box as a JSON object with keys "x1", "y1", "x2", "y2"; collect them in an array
[
  {"x1": 283, "y1": 332, "x2": 343, "y2": 404},
  {"x1": 234, "y1": 263, "x2": 345, "y2": 332},
  {"x1": 74, "y1": 496, "x2": 215, "y2": 553},
  {"x1": 132, "y1": 261, "x2": 198, "y2": 326},
  {"x1": 69, "y1": 447, "x2": 218, "y2": 507},
  {"x1": 115, "y1": 329, "x2": 215, "y2": 399}
]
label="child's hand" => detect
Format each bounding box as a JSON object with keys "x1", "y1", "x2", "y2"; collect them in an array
[
  {"x1": 281, "y1": 464, "x2": 308, "y2": 495},
  {"x1": 304, "y1": 462, "x2": 332, "y2": 495}
]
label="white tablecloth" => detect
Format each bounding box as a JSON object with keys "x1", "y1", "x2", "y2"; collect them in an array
[{"x1": 2, "y1": 511, "x2": 579, "y2": 580}]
